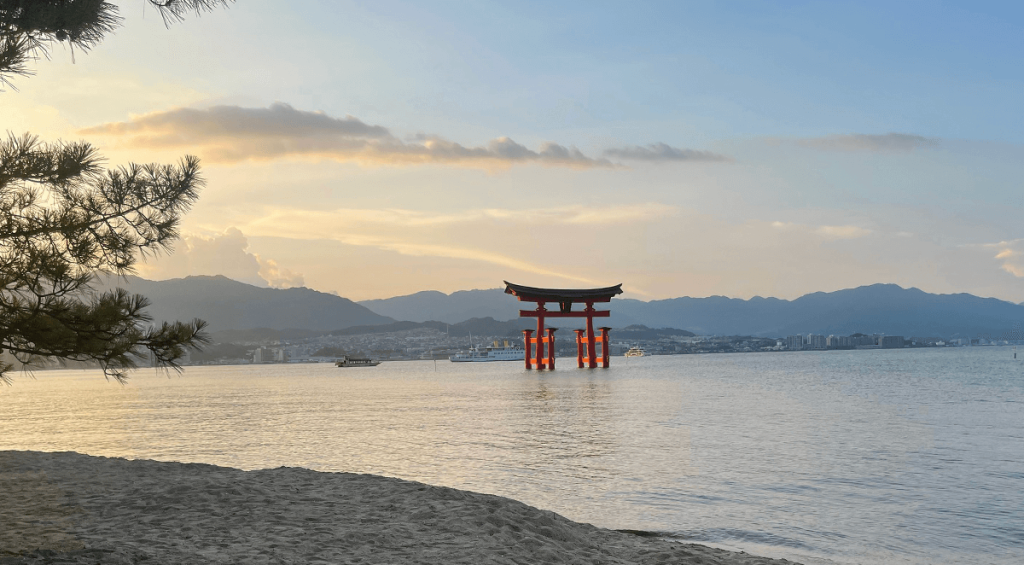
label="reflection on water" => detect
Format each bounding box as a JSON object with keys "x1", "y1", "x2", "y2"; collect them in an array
[{"x1": 2, "y1": 347, "x2": 1023, "y2": 565}]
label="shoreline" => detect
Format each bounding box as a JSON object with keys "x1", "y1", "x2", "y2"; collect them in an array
[{"x1": 2, "y1": 450, "x2": 799, "y2": 565}]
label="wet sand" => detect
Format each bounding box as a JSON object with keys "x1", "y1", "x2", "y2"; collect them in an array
[{"x1": 1, "y1": 451, "x2": 799, "y2": 564}]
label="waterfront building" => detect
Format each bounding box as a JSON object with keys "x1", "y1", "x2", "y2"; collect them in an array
[
  {"x1": 253, "y1": 347, "x2": 275, "y2": 363},
  {"x1": 879, "y1": 335, "x2": 905, "y2": 348}
]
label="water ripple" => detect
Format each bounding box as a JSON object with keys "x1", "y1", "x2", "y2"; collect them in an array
[{"x1": 2, "y1": 347, "x2": 1023, "y2": 565}]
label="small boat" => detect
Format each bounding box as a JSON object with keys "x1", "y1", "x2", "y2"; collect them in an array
[
  {"x1": 624, "y1": 346, "x2": 645, "y2": 357},
  {"x1": 450, "y1": 340, "x2": 526, "y2": 362},
  {"x1": 335, "y1": 355, "x2": 381, "y2": 367}
]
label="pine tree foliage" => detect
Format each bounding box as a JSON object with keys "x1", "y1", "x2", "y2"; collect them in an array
[
  {"x1": 0, "y1": 133, "x2": 209, "y2": 383},
  {"x1": 0, "y1": 0, "x2": 231, "y2": 89},
  {"x1": 0, "y1": 1, "x2": 230, "y2": 382}
]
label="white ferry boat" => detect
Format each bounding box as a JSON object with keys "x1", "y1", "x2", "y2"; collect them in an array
[
  {"x1": 335, "y1": 355, "x2": 381, "y2": 367},
  {"x1": 624, "y1": 346, "x2": 645, "y2": 357},
  {"x1": 450, "y1": 340, "x2": 525, "y2": 363}
]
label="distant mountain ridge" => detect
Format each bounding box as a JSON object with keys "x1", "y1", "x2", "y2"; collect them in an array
[
  {"x1": 357, "y1": 288, "x2": 645, "y2": 328},
  {"x1": 624, "y1": 284, "x2": 1024, "y2": 337},
  {"x1": 102, "y1": 275, "x2": 393, "y2": 332},
  {"x1": 359, "y1": 289, "x2": 516, "y2": 323},
  {"x1": 360, "y1": 284, "x2": 1024, "y2": 338},
  {"x1": 104, "y1": 276, "x2": 1024, "y2": 338}
]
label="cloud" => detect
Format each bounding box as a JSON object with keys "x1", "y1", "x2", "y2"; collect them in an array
[
  {"x1": 816, "y1": 225, "x2": 873, "y2": 239},
  {"x1": 137, "y1": 227, "x2": 305, "y2": 288},
  {"x1": 982, "y1": 239, "x2": 1024, "y2": 277},
  {"x1": 245, "y1": 220, "x2": 601, "y2": 286},
  {"x1": 247, "y1": 203, "x2": 677, "y2": 229},
  {"x1": 339, "y1": 237, "x2": 603, "y2": 286},
  {"x1": 257, "y1": 257, "x2": 306, "y2": 289},
  {"x1": 443, "y1": 203, "x2": 677, "y2": 226},
  {"x1": 603, "y1": 142, "x2": 730, "y2": 162},
  {"x1": 957, "y1": 239, "x2": 1024, "y2": 278},
  {"x1": 81, "y1": 102, "x2": 391, "y2": 141},
  {"x1": 80, "y1": 103, "x2": 613, "y2": 169},
  {"x1": 797, "y1": 133, "x2": 938, "y2": 152},
  {"x1": 771, "y1": 221, "x2": 872, "y2": 240},
  {"x1": 232, "y1": 203, "x2": 674, "y2": 287}
]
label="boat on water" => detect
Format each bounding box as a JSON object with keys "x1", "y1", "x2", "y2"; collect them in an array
[
  {"x1": 335, "y1": 355, "x2": 381, "y2": 367},
  {"x1": 450, "y1": 340, "x2": 525, "y2": 362},
  {"x1": 624, "y1": 346, "x2": 645, "y2": 357}
]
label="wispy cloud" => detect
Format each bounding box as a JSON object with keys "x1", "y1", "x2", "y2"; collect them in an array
[
  {"x1": 226, "y1": 204, "x2": 672, "y2": 286},
  {"x1": 83, "y1": 103, "x2": 391, "y2": 141},
  {"x1": 241, "y1": 212, "x2": 603, "y2": 286},
  {"x1": 245, "y1": 203, "x2": 676, "y2": 228},
  {"x1": 603, "y1": 142, "x2": 730, "y2": 162},
  {"x1": 816, "y1": 224, "x2": 873, "y2": 239},
  {"x1": 771, "y1": 221, "x2": 872, "y2": 240},
  {"x1": 342, "y1": 237, "x2": 603, "y2": 286},
  {"x1": 80, "y1": 103, "x2": 613, "y2": 169},
  {"x1": 797, "y1": 133, "x2": 938, "y2": 152},
  {"x1": 978, "y1": 239, "x2": 1024, "y2": 277},
  {"x1": 479, "y1": 203, "x2": 678, "y2": 225}
]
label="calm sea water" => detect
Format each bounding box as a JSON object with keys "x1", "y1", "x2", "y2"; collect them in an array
[{"x1": 2, "y1": 347, "x2": 1023, "y2": 565}]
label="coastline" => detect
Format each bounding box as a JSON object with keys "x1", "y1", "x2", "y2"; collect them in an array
[{"x1": 1, "y1": 451, "x2": 799, "y2": 565}]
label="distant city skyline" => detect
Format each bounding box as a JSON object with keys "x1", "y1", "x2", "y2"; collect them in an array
[{"x1": 4, "y1": 1, "x2": 1022, "y2": 302}]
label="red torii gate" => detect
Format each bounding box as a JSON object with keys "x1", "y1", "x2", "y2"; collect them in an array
[{"x1": 504, "y1": 281, "x2": 623, "y2": 369}]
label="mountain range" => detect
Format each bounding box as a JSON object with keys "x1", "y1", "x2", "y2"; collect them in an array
[
  {"x1": 105, "y1": 276, "x2": 1024, "y2": 339},
  {"x1": 361, "y1": 283, "x2": 1024, "y2": 338},
  {"x1": 616, "y1": 284, "x2": 1024, "y2": 337},
  {"x1": 359, "y1": 289, "x2": 516, "y2": 324},
  {"x1": 103, "y1": 275, "x2": 392, "y2": 332}
]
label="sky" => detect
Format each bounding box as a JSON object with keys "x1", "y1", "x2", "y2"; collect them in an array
[{"x1": 3, "y1": 0, "x2": 1023, "y2": 302}]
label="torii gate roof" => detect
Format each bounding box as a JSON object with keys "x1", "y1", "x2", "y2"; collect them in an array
[{"x1": 503, "y1": 281, "x2": 623, "y2": 303}]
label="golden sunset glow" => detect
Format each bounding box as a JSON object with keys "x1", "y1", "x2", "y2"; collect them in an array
[{"x1": 2, "y1": 1, "x2": 1021, "y2": 303}]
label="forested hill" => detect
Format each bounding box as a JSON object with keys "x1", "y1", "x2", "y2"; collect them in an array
[{"x1": 102, "y1": 275, "x2": 393, "y2": 332}]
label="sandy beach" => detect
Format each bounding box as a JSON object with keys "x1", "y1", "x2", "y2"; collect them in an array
[{"x1": 0, "y1": 450, "x2": 800, "y2": 565}]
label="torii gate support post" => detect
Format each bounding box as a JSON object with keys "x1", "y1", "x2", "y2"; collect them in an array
[
  {"x1": 574, "y1": 329, "x2": 585, "y2": 368},
  {"x1": 600, "y1": 327, "x2": 611, "y2": 368},
  {"x1": 585, "y1": 302, "x2": 597, "y2": 368},
  {"x1": 524, "y1": 326, "x2": 557, "y2": 370},
  {"x1": 546, "y1": 328, "x2": 557, "y2": 370},
  {"x1": 522, "y1": 329, "x2": 534, "y2": 369},
  {"x1": 535, "y1": 304, "x2": 546, "y2": 370}
]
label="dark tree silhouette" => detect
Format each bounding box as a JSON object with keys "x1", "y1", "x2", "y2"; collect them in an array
[
  {"x1": 0, "y1": 133, "x2": 209, "y2": 382},
  {"x1": 0, "y1": 1, "x2": 230, "y2": 382},
  {"x1": 0, "y1": 0, "x2": 231, "y2": 89}
]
